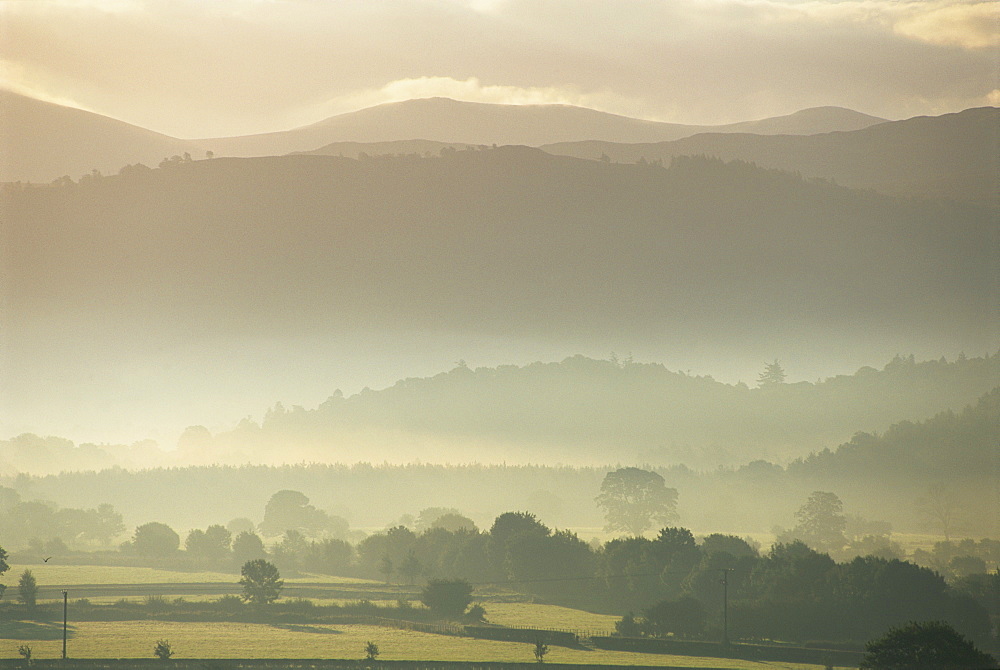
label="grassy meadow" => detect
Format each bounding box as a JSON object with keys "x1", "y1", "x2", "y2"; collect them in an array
[{"x1": 0, "y1": 620, "x2": 842, "y2": 669}]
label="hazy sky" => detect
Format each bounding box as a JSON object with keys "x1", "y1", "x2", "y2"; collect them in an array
[{"x1": 2, "y1": 0, "x2": 997, "y2": 138}]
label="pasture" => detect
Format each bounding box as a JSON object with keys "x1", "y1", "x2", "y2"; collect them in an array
[{"x1": 0, "y1": 620, "x2": 839, "y2": 669}]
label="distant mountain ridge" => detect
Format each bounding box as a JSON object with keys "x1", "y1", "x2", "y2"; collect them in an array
[
  {"x1": 202, "y1": 97, "x2": 887, "y2": 156},
  {"x1": 0, "y1": 90, "x2": 202, "y2": 183},
  {"x1": 542, "y1": 107, "x2": 1000, "y2": 203},
  {"x1": 2, "y1": 90, "x2": 887, "y2": 182}
]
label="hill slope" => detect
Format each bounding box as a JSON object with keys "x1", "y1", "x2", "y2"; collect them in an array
[
  {"x1": 3, "y1": 149, "x2": 995, "y2": 449},
  {"x1": 542, "y1": 107, "x2": 1000, "y2": 203},
  {"x1": 1, "y1": 92, "x2": 888, "y2": 182},
  {"x1": 0, "y1": 91, "x2": 204, "y2": 183}
]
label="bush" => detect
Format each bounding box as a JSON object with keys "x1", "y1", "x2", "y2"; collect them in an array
[
  {"x1": 421, "y1": 579, "x2": 473, "y2": 618},
  {"x1": 153, "y1": 639, "x2": 173, "y2": 659}
]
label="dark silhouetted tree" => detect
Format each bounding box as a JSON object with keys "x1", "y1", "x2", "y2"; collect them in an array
[
  {"x1": 533, "y1": 638, "x2": 549, "y2": 663},
  {"x1": 153, "y1": 640, "x2": 173, "y2": 659},
  {"x1": 421, "y1": 579, "x2": 473, "y2": 618},
  {"x1": 0, "y1": 545, "x2": 8, "y2": 601},
  {"x1": 596, "y1": 468, "x2": 678, "y2": 536},
  {"x1": 365, "y1": 641, "x2": 379, "y2": 660},
  {"x1": 860, "y1": 621, "x2": 997, "y2": 669},
  {"x1": 129, "y1": 522, "x2": 180, "y2": 557},
  {"x1": 239, "y1": 559, "x2": 283, "y2": 605},
  {"x1": 18, "y1": 569, "x2": 37, "y2": 607},
  {"x1": 643, "y1": 596, "x2": 706, "y2": 637},
  {"x1": 757, "y1": 359, "x2": 786, "y2": 387},
  {"x1": 792, "y1": 491, "x2": 847, "y2": 553},
  {"x1": 232, "y1": 531, "x2": 266, "y2": 565}
]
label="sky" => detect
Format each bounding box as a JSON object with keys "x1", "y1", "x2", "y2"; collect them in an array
[{"x1": 1, "y1": 0, "x2": 997, "y2": 139}]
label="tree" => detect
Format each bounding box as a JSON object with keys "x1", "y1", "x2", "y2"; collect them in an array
[
  {"x1": 0, "y1": 545, "x2": 8, "y2": 601},
  {"x1": 596, "y1": 468, "x2": 679, "y2": 536},
  {"x1": 533, "y1": 638, "x2": 549, "y2": 663},
  {"x1": 365, "y1": 641, "x2": 379, "y2": 660},
  {"x1": 398, "y1": 550, "x2": 422, "y2": 584},
  {"x1": 153, "y1": 640, "x2": 173, "y2": 659},
  {"x1": 917, "y1": 484, "x2": 963, "y2": 541},
  {"x1": 239, "y1": 559, "x2": 283, "y2": 605},
  {"x1": 232, "y1": 531, "x2": 266, "y2": 565},
  {"x1": 18, "y1": 569, "x2": 37, "y2": 608},
  {"x1": 421, "y1": 579, "x2": 474, "y2": 618},
  {"x1": 757, "y1": 359, "x2": 786, "y2": 387},
  {"x1": 129, "y1": 522, "x2": 180, "y2": 557},
  {"x1": 860, "y1": 621, "x2": 997, "y2": 669},
  {"x1": 792, "y1": 491, "x2": 847, "y2": 553},
  {"x1": 642, "y1": 596, "x2": 706, "y2": 637},
  {"x1": 260, "y1": 490, "x2": 344, "y2": 538}
]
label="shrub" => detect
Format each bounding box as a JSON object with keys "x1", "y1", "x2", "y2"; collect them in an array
[
  {"x1": 421, "y1": 579, "x2": 473, "y2": 618},
  {"x1": 153, "y1": 639, "x2": 173, "y2": 659}
]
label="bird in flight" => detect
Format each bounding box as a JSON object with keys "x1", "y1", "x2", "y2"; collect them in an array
[{"x1": 43, "y1": 557, "x2": 52, "y2": 562}]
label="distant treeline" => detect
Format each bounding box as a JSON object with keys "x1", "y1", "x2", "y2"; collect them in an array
[
  {"x1": 213, "y1": 351, "x2": 999, "y2": 465},
  {"x1": 3, "y1": 351, "x2": 996, "y2": 475},
  {"x1": 2, "y1": 385, "x2": 998, "y2": 538},
  {"x1": 3, "y1": 510, "x2": 996, "y2": 649}
]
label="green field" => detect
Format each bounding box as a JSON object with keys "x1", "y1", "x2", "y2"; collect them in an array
[
  {"x1": 1, "y1": 564, "x2": 856, "y2": 668},
  {"x1": 0, "y1": 620, "x2": 839, "y2": 669},
  {"x1": 9, "y1": 563, "x2": 376, "y2": 586}
]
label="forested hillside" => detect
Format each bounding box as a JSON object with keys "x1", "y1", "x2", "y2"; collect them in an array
[
  {"x1": 542, "y1": 107, "x2": 1000, "y2": 204},
  {"x1": 5, "y1": 149, "x2": 995, "y2": 447},
  {"x1": 4, "y1": 385, "x2": 996, "y2": 536},
  {"x1": 203, "y1": 352, "x2": 997, "y2": 466}
]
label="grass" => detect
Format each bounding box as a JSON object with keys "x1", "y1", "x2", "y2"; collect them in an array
[
  {"x1": 0, "y1": 620, "x2": 840, "y2": 668},
  {"x1": 9, "y1": 563, "x2": 378, "y2": 586},
  {"x1": 483, "y1": 602, "x2": 618, "y2": 634}
]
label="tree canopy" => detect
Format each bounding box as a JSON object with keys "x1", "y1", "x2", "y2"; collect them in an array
[
  {"x1": 596, "y1": 467, "x2": 678, "y2": 536},
  {"x1": 239, "y1": 559, "x2": 283, "y2": 605},
  {"x1": 860, "y1": 620, "x2": 997, "y2": 669}
]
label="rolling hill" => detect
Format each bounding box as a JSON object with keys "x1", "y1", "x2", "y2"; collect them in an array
[
  {"x1": 542, "y1": 107, "x2": 1000, "y2": 204},
  {"x1": 0, "y1": 90, "x2": 204, "y2": 184},
  {"x1": 202, "y1": 98, "x2": 887, "y2": 157},
  {"x1": 3, "y1": 148, "x2": 995, "y2": 451},
  {"x1": 2, "y1": 91, "x2": 887, "y2": 183}
]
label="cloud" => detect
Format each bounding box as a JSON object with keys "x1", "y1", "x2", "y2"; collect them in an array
[
  {"x1": 892, "y1": 1, "x2": 998, "y2": 49},
  {"x1": 1, "y1": 0, "x2": 995, "y2": 136}
]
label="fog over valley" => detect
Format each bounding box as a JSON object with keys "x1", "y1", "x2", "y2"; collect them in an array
[{"x1": 1, "y1": 2, "x2": 998, "y2": 665}]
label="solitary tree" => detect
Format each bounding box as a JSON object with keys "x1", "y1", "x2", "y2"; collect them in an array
[
  {"x1": 793, "y1": 491, "x2": 847, "y2": 553},
  {"x1": 533, "y1": 638, "x2": 549, "y2": 663},
  {"x1": 596, "y1": 468, "x2": 679, "y2": 536},
  {"x1": 860, "y1": 621, "x2": 997, "y2": 669},
  {"x1": 18, "y1": 569, "x2": 37, "y2": 608},
  {"x1": 153, "y1": 640, "x2": 173, "y2": 659},
  {"x1": 239, "y1": 559, "x2": 283, "y2": 605},
  {"x1": 364, "y1": 641, "x2": 380, "y2": 660},
  {"x1": 757, "y1": 359, "x2": 787, "y2": 387},
  {"x1": 421, "y1": 579, "x2": 474, "y2": 618},
  {"x1": 917, "y1": 484, "x2": 963, "y2": 541}
]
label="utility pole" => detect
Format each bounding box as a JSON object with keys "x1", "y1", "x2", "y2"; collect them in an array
[
  {"x1": 720, "y1": 569, "x2": 732, "y2": 648},
  {"x1": 62, "y1": 590, "x2": 68, "y2": 659}
]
